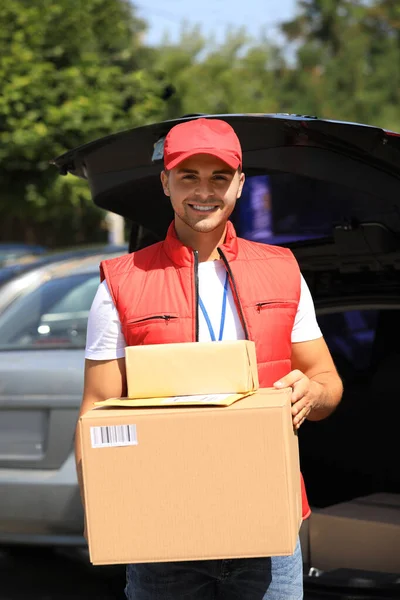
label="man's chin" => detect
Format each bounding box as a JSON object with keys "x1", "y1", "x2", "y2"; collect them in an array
[
  {"x1": 175, "y1": 211, "x2": 230, "y2": 235},
  {"x1": 189, "y1": 219, "x2": 225, "y2": 233}
]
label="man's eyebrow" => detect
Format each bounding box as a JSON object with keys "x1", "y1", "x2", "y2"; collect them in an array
[{"x1": 177, "y1": 168, "x2": 198, "y2": 173}]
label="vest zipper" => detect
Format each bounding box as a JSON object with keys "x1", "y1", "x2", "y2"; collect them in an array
[
  {"x1": 257, "y1": 303, "x2": 270, "y2": 313},
  {"x1": 256, "y1": 301, "x2": 297, "y2": 313},
  {"x1": 217, "y1": 248, "x2": 250, "y2": 340},
  {"x1": 193, "y1": 249, "x2": 199, "y2": 341},
  {"x1": 127, "y1": 315, "x2": 177, "y2": 324}
]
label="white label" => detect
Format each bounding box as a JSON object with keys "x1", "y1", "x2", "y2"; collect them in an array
[
  {"x1": 90, "y1": 424, "x2": 138, "y2": 448},
  {"x1": 162, "y1": 394, "x2": 231, "y2": 404},
  {"x1": 152, "y1": 136, "x2": 165, "y2": 161}
]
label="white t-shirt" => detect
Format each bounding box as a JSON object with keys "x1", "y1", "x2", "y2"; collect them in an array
[{"x1": 85, "y1": 260, "x2": 322, "y2": 360}]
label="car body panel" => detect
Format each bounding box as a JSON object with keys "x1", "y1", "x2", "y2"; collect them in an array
[
  {"x1": 0, "y1": 249, "x2": 126, "y2": 542},
  {"x1": 0, "y1": 452, "x2": 84, "y2": 541},
  {"x1": 0, "y1": 349, "x2": 84, "y2": 470}
]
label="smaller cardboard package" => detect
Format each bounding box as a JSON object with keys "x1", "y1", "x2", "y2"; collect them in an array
[
  {"x1": 97, "y1": 392, "x2": 250, "y2": 408},
  {"x1": 79, "y1": 388, "x2": 302, "y2": 566},
  {"x1": 310, "y1": 493, "x2": 400, "y2": 573},
  {"x1": 124, "y1": 340, "x2": 258, "y2": 398}
]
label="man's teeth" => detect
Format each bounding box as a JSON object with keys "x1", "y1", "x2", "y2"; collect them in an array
[{"x1": 192, "y1": 205, "x2": 216, "y2": 211}]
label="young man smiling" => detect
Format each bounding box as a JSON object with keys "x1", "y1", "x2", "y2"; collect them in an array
[{"x1": 77, "y1": 118, "x2": 343, "y2": 599}]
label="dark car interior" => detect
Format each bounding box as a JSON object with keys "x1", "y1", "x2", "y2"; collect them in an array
[{"x1": 300, "y1": 308, "x2": 400, "y2": 506}]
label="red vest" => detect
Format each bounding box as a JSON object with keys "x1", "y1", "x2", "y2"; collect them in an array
[{"x1": 101, "y1": 221, "x2": 311, "y2": 519}]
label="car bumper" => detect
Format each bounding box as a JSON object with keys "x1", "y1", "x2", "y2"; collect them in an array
[{"x1": 0, "y1": 452, "x2": 85, "y2": 545}]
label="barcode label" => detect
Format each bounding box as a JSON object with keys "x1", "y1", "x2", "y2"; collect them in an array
[
  {"x1": 90, "y1": 424, "x2": 138, "y2": 448},
  {"x1": 163, "y1": 394, "x2": 231, "y2": 404}
]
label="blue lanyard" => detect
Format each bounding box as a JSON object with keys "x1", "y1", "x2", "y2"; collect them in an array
[{"x1": 198, "y1": 272, "x2": 229, "y2": 341}]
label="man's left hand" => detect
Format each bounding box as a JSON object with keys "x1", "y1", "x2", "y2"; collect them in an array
[{"x1": 273, "y1": 370, "x2": 323, "y2": 430}]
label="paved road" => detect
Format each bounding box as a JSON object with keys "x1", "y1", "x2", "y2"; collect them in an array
[{"x1": 0, "y1": 545, "x2": 126, "y2": 600}]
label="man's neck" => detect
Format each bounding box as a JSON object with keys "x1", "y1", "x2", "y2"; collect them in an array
[{"x1": 174, "y1": 218, "x2": 227, "y2": 262}]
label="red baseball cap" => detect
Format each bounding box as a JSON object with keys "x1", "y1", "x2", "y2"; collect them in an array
[{"x1": 163, "y1": 118, "x2": 242, "y2": 171}]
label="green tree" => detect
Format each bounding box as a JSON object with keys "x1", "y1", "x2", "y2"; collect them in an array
[
  {"x1": 154, "y1": 1, "x2": 400, "y2": 132},
  {"x1": 154, "y1": 26, "x2": 285, "y2": 118},
  {"x1": 0, "y1": 0, "x2": 167, "y2": 246},
  {"x1": 280, "y1": 0, "x2": 400, "y2": 129}
]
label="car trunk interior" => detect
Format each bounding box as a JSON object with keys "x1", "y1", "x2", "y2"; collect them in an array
[
  {"x1": 294, "y1": 235, "x2": 400, "y2": 582},
  {"x1": 291, "y1": 221, "x2": 400, "y2": 501},
  {"x1": 299, "y1": 303, "x2": 400, "y2": 509}
]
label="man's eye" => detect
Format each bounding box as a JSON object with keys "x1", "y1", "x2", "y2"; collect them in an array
[
  {"x1": 213, "y1": 175, "x2": 228, "y2": 181},
  {"x1": 182, "y1": 174, "x2": 196, "y2": 180}
]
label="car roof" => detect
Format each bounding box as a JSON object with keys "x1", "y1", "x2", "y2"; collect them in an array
[
  {"x1": 0, "y1": 244, "x2": 128, "y2": 287},
  {"x1": 21, "y1": 250, "x2": 126, "y2": 280},
  {"x1": 0, "y1": 243, "x2": 47, "y2": 251},
  {"x1": 0, "y1": 249, "x2": 128, "y2": 316}
]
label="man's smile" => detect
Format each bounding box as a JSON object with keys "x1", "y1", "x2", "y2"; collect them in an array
[{"x1": 188, "y1": 203, "x2": 219, "y2": 213}]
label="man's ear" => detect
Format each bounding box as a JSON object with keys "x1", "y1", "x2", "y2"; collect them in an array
[
  {"x1": 237, "y1": 172, "x2": 245, "y2": 198},
  {"x1": 161, "y1": 170, "x2": 170, "y2": 196}
]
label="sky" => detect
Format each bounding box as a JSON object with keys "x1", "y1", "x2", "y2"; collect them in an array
[{"x1": 135, "y1": 0, "x2": 298, "y2": 46}]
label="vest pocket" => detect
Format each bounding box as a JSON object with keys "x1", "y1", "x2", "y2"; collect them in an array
[
  {"x1": 254, "y1": 301, "x2": 298, "y2": 313},
  {"x1": 252, "y1": 301, "x2": 298, "y2": 364},
  {"x1": 126, "y1": 313, "x2": 179, "y2": 326},
  {"x1": 125, "y1": 313, "x2": 180, "y2": 345}
]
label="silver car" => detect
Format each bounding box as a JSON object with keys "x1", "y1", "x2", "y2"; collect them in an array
[{"x1": 0, "y1": 251, "x2": 125, "y2": 545}]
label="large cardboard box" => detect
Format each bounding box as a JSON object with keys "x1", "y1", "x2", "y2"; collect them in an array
[
  {"x1": 79, "y1": 388, "x2": 302, "y2": 566},
  {"x1": 125, "y1": 340, "x2": 259, "y2": 398},
  {"x1": 310, "y1": 493, "x2": 400, "y2": 573}
]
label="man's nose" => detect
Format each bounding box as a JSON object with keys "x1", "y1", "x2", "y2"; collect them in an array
[{"x1": 194, "y1": 180, "x2": 213, "y2": 200}]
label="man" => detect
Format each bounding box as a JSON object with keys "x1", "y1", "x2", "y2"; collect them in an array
[{"x1": 77, "y1": 118, "x2": 343, "y2": 599}]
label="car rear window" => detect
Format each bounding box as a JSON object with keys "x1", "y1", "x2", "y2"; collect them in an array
[{"x1": 0, "y1": 273, "x2": 99, "y2": 350}]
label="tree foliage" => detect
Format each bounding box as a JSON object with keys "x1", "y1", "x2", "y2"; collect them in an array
[
  {"x1": 279, "y1": 0, "x2": 400, "y2": 128},
  {"x1": 0, "y1": 0, "x2": 167, "y2": 245},
  {"x1": 1, "y1": 0, "x2": 400, "y2": 245},
  {"x1": 153, "y1": 27, "x2": 287, "y2": 118},
  {"x1": 156, "y1": 1, "x2": 400, "y2": 131}
]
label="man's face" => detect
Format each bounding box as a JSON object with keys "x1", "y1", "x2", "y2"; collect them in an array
[{"x1": 161, "y1": 154, "x2": 245, "y2": 234}]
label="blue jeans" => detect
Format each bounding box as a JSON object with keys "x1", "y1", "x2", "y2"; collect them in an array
[{"x1": 125, "y1": 538, "x2": 303, "y2": 599}]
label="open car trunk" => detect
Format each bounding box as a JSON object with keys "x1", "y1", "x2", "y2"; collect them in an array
[
  {"x1": 53, "y1": 114, "x2": 400, "y2": 594},
  {"x1": 295, "y1": 235, "x2": 400, "y2": 592},
  {"x1": 52, "y1": 113, "x2": 400, "y2": 241}
]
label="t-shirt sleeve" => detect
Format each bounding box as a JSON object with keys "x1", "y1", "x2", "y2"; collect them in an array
[
  {"x1": 85, "y1": 280, "x2": 127, "y2": 360},
  {"x1": 291, "y1": 274, "x2": 323, "y2": 343}
]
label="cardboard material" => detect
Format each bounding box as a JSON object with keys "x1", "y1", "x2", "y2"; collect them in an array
[
  {"x1": 96, "y1": 392, "x2": 252, "y2": 408},
  {"x1": 79, "y1": 388, "x2": 301, "y2": 566},
  {"x1": 124, "y1": 340, "x2": 259, "y2": 399},
  {"x1": 310, "y1": 493, "x2": 400, "y2": 573}
]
